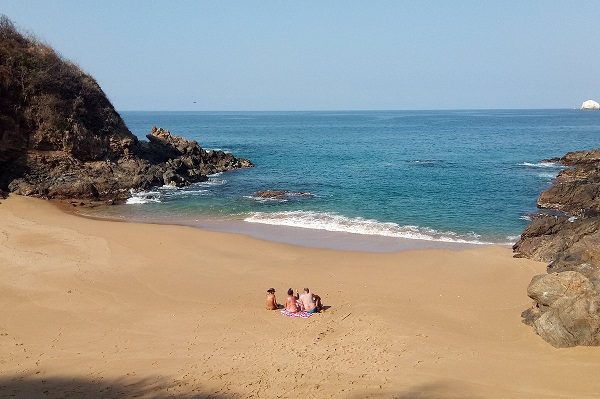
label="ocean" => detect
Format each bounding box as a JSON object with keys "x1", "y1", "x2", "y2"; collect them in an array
[{"x1": 85, "y1": 110, "x2": 600, "y2": 251}]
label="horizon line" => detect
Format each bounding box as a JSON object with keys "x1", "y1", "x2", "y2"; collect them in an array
[{"x1": 117, "y1": 107, "x2": 580, "y2": 113}]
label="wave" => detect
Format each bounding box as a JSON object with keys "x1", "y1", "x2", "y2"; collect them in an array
[
  {"x1": 197, "y1": 177, "x2": 227, "y2": 187},
  {"x1": 519, "y1": 215, "x2": 532, "y2": 221},
  {"x1": 126, "y1": 190, "x2": 162, "y2": 204},
  {"x1": 244, "y1": 211, "x2": 492, "y2": 244},
  {"x1": 518, "y1": 161, "x2": 564, "y2": 168}
]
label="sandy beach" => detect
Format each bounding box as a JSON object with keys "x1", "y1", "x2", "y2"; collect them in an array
[{"x1": 1, "y1": 195, "x2": 599, "y2": 399}]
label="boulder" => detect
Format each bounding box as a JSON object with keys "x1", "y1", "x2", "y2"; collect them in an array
[
  {"x1": 253, "y1": 190, "x2": 314, "y2": 200},
  {"x1": 523, "y1": 271, "x2": 600, "y2": 347}
]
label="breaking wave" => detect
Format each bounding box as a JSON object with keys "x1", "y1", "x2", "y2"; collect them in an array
[
  {"x1": 244, "y1": 211, "x2": 493, "y2": 244},
  {"x1": 518, "y1": 161, "x2": 564, "y2": 168},
  {"x1": 126, "y1": 190, "x2": 162, "y2": 204}
]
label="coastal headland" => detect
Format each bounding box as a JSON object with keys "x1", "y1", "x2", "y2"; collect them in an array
[{"x1": 1, "y1": 195, "x2": 600, "y2": 398}]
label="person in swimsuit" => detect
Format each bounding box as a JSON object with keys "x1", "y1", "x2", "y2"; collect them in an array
[
  {"x1": 284, "y1": 288, "x2": 300, "y2": 313},
  {"x1": 300, "y1": 287, "x2": 323, "y2": 314},
  {"x1": 266, "y1": 288, "x2": 279, "y2": 310}
]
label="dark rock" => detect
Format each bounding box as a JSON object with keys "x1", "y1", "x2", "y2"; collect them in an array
[
  {"x1": 0, "y1": 18, "x2": 253, "y2": 203},
  {"x1": 253, "y1": 190, "x2": 313, "y2": 200},
  {"x1": 515, "y1": 148, "x2": 600, "y2": 347}
]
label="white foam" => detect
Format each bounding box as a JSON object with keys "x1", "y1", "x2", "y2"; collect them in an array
[
  {"x1": 206, "y1": 148, "x2": 231, "y2": 154},
  {"x1": 126, "y1": 190, "x2": 162, "y2": 204},
  {"x1": 518, "y1": 161, "x2": 564, "y2": 168},
  {"x1": 519, "y1": 215, "x2": 532, "y2": 221},
  {"x1": 197, "y1": 178, "x2": 227, "y2": 187},
  {"x1": 244, "y1": 211, "x2": 492, "y2": 244}
]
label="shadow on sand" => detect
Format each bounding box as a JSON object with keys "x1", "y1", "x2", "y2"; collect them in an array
[
  {"x1": 0, "y1": 374, "x2": 236, "y2": 399},
  {"x1": 349, "y1": 381, "x2": 482, "y2": 399}
]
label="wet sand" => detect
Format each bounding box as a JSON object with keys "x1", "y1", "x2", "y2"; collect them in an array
[{"x1": 1, "y1": 195, "x2": 599, "y2": 398}]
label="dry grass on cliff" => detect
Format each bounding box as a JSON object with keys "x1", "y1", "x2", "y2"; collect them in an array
[{"x1": 0, "y1": 14, "x2": 132, "y2": 180}]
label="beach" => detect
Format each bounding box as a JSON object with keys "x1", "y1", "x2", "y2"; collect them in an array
[{"x1": 0, "y1": 195, "x2": 599, "y2": 398}]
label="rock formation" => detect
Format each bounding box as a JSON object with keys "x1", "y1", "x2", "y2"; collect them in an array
[
  {"x1": 581, "y1": 99, "x2": 600, "y2": 110},
  {"x1": 514, "y1": 149, "x2": 600, "y2": 347},
  {"x1": 253, "y1": 190, "x2": 313, "y2": 200},
  {"x1": 0, "y1": 16, "x2": 252, "y2": 204}
]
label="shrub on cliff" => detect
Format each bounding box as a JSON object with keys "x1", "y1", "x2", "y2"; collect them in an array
[
  {"x1": 0, "y1": 15, "x2": 135, "y2": 171},
  {"x1": 0, "y1": 16, "x2": 252, "y2": 201}
]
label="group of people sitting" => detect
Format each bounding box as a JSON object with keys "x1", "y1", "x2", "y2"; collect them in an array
[{"x1": 266, "y1": 287, "x2": 323, "y2": 314}]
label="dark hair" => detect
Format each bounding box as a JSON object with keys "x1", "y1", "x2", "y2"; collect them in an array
[
  {"x1": 303, "y1": 288, "x2": 309, "y2": 293},
  {"x1": 287, "y1": 288, "x2": 294, "y2": 295},
  {"x1": 267, "y1": 288, "x2": 275, "y2": 293}
]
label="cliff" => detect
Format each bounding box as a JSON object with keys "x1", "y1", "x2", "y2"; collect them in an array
[
  {"x1": 514, "y1": 149, "x2": 600, "y2": 347},
  {"x1": 0, "y1": 16, "x2": 252, "y2": 204}
]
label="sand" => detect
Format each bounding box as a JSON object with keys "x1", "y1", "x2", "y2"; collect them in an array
[{"x1": 0, "y1": 195, "x2": 599, "y2": 399}]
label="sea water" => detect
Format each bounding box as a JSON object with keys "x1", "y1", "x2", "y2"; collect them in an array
[{"x1": 87, "y1": 110, "x2": 600, "y2": 250}]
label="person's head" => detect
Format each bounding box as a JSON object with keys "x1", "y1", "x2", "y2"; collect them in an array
[
  {"x1": 287, "y1": 288, "x2": 294, "y2": 296},
  {"x1": 267, "y1": 288, "x2": 275, "y2": 294},
  {"x1": 303, "y1": 288, "x2": 310, "y2": 293}
]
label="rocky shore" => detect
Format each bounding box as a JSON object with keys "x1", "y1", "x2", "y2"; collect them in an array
[
  {"x1": 0, "y1": 17, "x2": 252, "y2": 205},
  {"x1": 514, "y1": 149, "x2": 600, "y2": 347}
]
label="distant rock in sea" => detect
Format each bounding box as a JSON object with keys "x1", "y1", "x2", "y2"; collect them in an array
[
  {"x1": 0, "y1": 16, "x2": 252, "y2": 205},
  {"x1": 514, "y1": 149, "x2": 600, "y2": 347},
  {"x1": 580, "y1": 99, "x2": 600, "y2": 110}
]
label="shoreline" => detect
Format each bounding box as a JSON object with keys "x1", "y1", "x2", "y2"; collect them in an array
[
  {"x1": 2, "y1": 195, "x2": 600, "y2": 398},
  {"x1": 70, "y1": 201, "x2": 508, "y2": 253}
]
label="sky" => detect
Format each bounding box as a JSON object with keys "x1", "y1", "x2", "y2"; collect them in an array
[{"x1": 2, "y1": 1, "x2": 600, "y2": 111}]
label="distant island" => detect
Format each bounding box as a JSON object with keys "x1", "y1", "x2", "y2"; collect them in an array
[{"x1": 581, "y1": 99, "x2": 600, "y2": 110}]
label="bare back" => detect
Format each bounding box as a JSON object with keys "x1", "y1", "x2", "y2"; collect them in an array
[
  {"x1": 285, "y1": 295, "x2": 299, "y2": 312},
  {"x1": 266, "y1": 293, "x2": 277, "y2": 310},
  {"x1": 300, "y1": 293, "x2": 316, "y2": 312}
]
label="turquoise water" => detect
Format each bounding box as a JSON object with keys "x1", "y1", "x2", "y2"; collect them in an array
[{"x1": 98, "y1": 110, "x2": 600, "y2": 246}]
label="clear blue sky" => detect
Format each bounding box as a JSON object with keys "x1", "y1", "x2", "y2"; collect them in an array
[{"x1": 2, "y1": 1, "x2": 599, "y2": 111}]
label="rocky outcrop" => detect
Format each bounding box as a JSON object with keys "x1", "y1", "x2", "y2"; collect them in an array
[
  {"x1": 514, "y1": 149, "x2": 600, "y2": 347},
  {"x1": 581, "y1": 100, "x2": 600, "y2": 110},
  {"x1": 253, "y1": 190, "x2": 313, "y2": 200},
  {"x1": 0, "y1": 17, "x2": 252, "y2": 204}
]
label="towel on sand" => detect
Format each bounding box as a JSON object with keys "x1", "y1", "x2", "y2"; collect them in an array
[{"x1": 280, "y1": 309, "x2": 312, "y2": 318}]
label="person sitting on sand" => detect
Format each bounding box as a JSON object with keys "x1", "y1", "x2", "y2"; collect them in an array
[
  {"x1": 299, "y1": 287, "x2": 323, "y2": 314},
  {"x1": 284, "y1": 288, "x2": 300, "y2": 313},
  {"x1": 266, "y1": 288, "x2": 278, "y2": 310}
]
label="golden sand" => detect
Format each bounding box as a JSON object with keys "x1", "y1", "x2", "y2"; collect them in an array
[{"x1": 1, "y1": 196, "x2": 598, "y2": 398}]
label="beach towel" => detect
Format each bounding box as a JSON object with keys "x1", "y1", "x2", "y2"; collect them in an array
[{"x1": 280, "y1": 309, "x2": 312, "y2": 318}]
